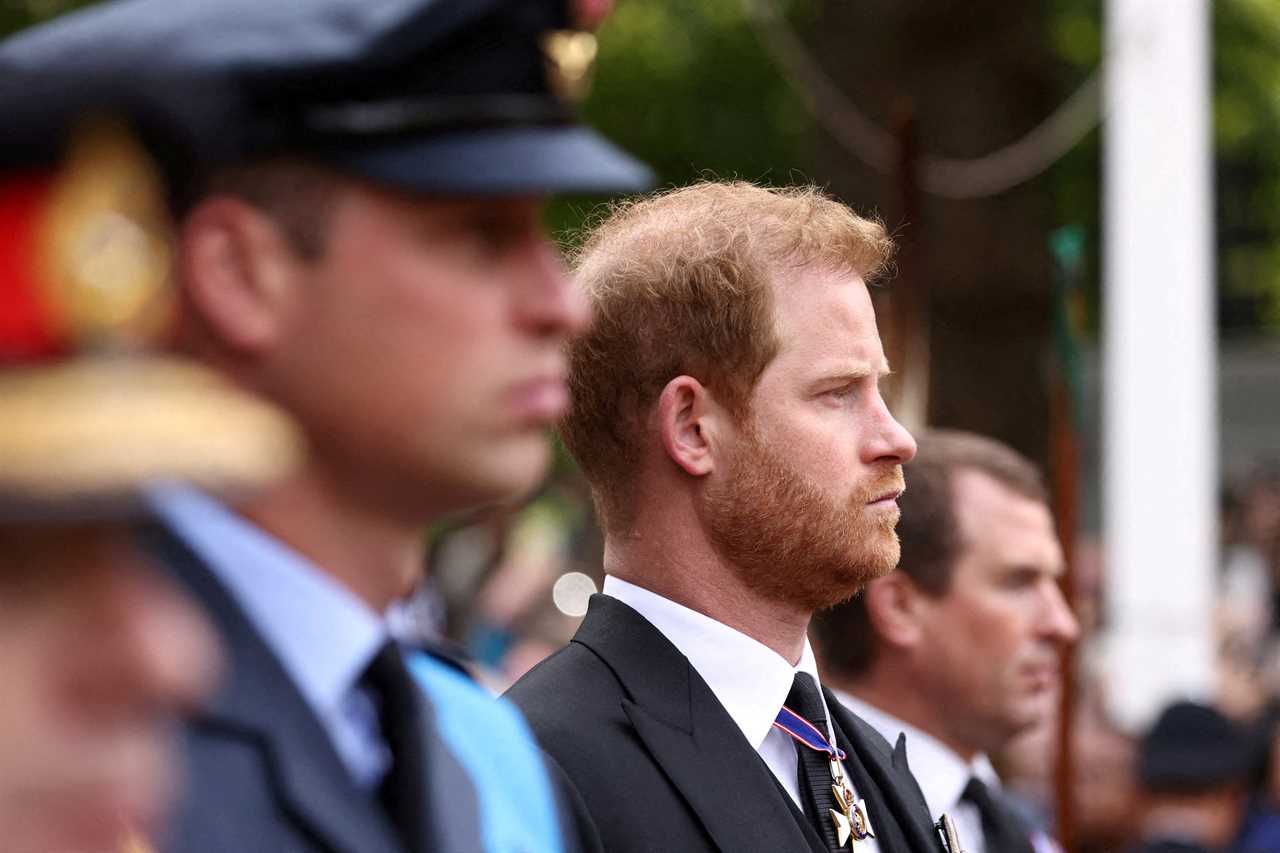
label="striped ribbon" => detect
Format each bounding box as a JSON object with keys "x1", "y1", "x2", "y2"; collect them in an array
[{"x1": 772, "y1": 705, "x2": 847, "y2": 761}]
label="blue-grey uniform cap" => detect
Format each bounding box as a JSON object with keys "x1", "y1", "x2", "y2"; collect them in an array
[{"x1": 0, "y1": 0, "x2": 654, "y2": 196}]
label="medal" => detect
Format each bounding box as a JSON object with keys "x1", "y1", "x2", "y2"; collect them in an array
[
  {"x1": 772, "y1": 706, "x2": 875, "y2": 849},
  {"x1": 829, "y1": 756, "x2": 875, "y2": 850}
]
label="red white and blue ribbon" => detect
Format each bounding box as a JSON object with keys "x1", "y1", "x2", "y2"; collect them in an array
[{"x1": 772, "y1": 706, "x2": 847, "y2": 761}]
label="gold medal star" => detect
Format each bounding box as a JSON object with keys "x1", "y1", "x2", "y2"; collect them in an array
[
  {"x1": 852, "y1": 798, "x2": 875, "y2": 840},
  {"x1": 830, "y1": 807, "x2": 853, "y2": 847},
  {"x1": 832, "y1": 782, "x2": 852, "y2": 812}
]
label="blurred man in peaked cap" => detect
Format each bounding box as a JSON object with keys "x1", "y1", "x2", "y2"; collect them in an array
[
  {"x1": 0, "y1": 1, "x2": 649, "y2": 852},
  {"x1": 0, "y1": 118, "x2": 301, "y2": 853}
]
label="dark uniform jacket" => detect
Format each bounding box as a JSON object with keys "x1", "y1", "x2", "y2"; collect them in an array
[
  {"x1": 143, "y1": 523, "x2": 598, "y2": 853},
  {"x1": 507, "y1": 594, "x2": 946, "y2": 853}
]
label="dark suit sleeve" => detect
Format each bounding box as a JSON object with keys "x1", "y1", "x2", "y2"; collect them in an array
[{"x1": 542, "y1": 748, "x2": 605, "y2": 853}]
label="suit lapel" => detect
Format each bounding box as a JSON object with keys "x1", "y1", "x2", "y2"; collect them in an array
[
  {"x1": 828, "y1": 692, "x2": 942, "y2": 853},
  {"x1": 575, "y1": 595, "x2": 817, "y2": 853},
  {"x1": 414, "y1": 681, "x2": 485, "y2": 853},
  {"x1": 143, "y1": 523, "x2": 407, "y2": 853}
]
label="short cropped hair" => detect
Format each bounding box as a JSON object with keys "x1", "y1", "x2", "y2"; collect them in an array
[
  {"x1": 197, "y1": 158, "x2": 345, "y2": 260},
  {"x1": 559, "y1": 181, "x2": 893, "y2": 531},
  {"x1": 813, "y1": 429, "x2": 1048, "y2": 679}
]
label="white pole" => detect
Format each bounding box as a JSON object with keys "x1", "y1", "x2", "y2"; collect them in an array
[{"x1": 1102, "y1": 0, "x2": 1216, "y2": 732}]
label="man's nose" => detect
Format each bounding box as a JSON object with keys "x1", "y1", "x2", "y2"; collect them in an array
[
  {"x1": 516, "y1": 239, "x2": 591, "y2": 338},
  {"x1": 863, "y1": 395, "x2": 918, "y2": 465},
  {"x1": 1041, "y1": 582, "x2": 1080, "y2": 645}
]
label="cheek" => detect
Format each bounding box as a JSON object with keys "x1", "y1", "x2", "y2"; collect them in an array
[
  {"x1": 307, "y1": 264, "x2": 505, "y2": 388},
  {"x1": 0, "y1": 607, "x2": 71, "y2": 760},
  {"x1": 934, "y1": 600, "x2": 1022, "y2": 677},
  {"x1": 760, "y1": 412, "x2": 859, "y2": 481}
]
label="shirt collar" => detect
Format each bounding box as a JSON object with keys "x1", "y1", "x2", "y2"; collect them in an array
[
  {"x1": 832, "y1": 689, "x2": 999, "y2": 818},
  {"x1": 149, "y1": 484, "x2": 387, "y2": 717},
  {"x1": 602, "y1": 575, "x2": 823, "y2": 750}
]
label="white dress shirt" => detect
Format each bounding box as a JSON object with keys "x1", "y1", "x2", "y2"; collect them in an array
[
  {"x1": 604, "y1": 576, "x2": 880, "y2": 853},
  {"x1": 834, "y1": 690, "x2": 1000, "y2": 853},
  {"x1": 150, "y1": 484, "x2": 392, "y2": 789}
]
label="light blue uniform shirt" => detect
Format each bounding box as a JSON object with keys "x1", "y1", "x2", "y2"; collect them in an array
[{"x1": 149, "y1": 484, "x2": 392, "y2": 789}]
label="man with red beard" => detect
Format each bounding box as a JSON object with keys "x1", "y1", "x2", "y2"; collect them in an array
[
  {"x1": 812, "y1": 430, "x2": 1079, "y2": 853},
  {"x1": 507, "y1": 182, "x2": 942, "y2": 853}
]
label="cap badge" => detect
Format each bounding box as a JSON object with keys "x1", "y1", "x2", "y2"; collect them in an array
[
  {"x1": 542, "y1": 29, "x2": 598, "y2": 103},
  {"x1": 37, "y1": 118, "x2": 175, "y2": 351}
]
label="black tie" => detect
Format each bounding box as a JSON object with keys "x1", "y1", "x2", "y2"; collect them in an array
[
  {"x1": 786, "y1": 672, "x2": 844, "y2": 852},
  {"x1": 961, "y1": 776, "x2": 1034, "y2": 853},
  {"x1": 361, "y1": 640, "x2": 429, "y2": 853}
]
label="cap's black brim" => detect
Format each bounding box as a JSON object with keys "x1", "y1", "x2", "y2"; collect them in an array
[{"x1": 330, "y1": 124, "x2": 654, "y2": 196}]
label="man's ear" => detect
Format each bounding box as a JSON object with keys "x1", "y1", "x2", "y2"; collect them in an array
[
  {"x1": 178, "y1": 196, "x2": 303, "y2": 355},
  {"x1": 864, "y1": 573, "x2": 926, "y2": 651},
  {"x1": 655, "y1": 375, "x2": 726, "y2": 478}
]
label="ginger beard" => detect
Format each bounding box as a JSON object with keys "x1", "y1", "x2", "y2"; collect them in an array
[{"x1": 703, "y1": 425, "x2": 905, "y2": 612}]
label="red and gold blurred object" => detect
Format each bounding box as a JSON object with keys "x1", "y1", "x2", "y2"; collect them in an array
[
  {"x1": 0, "y1": 120, "x2": 303, "y2": 515},
  {"x1": 0, "y1": 120, "x2": 174, "y2": 362}
]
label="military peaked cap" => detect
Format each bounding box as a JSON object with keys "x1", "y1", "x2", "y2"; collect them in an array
[{"x1": 0, "y1": 0, "x2": 653, "y2": 198}]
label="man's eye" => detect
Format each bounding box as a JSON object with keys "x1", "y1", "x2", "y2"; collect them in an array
[
  {"x1": 472, "y1": 223, "x2": 512, "y2": 251},
  {"x1": 485, "y1": 214, "x2": 536, "y2": 245},
  {"x1": 1001, "y1": 570, "x2": 1040, "y2": 590}
]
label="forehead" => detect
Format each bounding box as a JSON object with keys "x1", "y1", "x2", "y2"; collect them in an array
[
  {"x1": 766, "y1": 265, "x2": 885, "y2": 372},
  {"x1": 336, "y1": 187, "x2": 545, "y2": 226},
  {"x1": 951, "y1": 469, "x2": 1061, "y2": 568}
]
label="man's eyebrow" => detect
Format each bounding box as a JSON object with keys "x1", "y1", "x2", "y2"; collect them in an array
[{"x1": 816, "y1": 361, "x2": 893, "y2": 384}]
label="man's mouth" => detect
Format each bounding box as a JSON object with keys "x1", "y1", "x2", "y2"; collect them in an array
[
  {"x1": 508, "y1": 373, "x2": 570, "y2": 422},
  {"x1": 867, "y1": 488, "x2": 904, "y2": 506}
]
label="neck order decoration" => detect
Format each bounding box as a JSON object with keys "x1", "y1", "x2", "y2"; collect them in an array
[{"x1": 773, "y1": 705, "x2": 876, "y2": 850}]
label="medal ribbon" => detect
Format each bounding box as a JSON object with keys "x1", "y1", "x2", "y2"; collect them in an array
[{"x1": 772, "y1": 705, "x2": 847, "y2": 761}]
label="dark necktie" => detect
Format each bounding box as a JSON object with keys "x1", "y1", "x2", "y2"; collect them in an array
[
  {"x1": 361, "y1": 640, "x2": 429, "y2": 853},
  {"x1": 961, "y1": 776, "x2": 1034, "y2": 853},
  {"x1": 786, "y1": 672, "x2": 845, "y2": 852}
]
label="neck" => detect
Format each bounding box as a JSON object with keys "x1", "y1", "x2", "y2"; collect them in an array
[
  {"x1": 837, "y1": 672, "x2": 982, "y2": 763},
  {"x1": 240, "y1": 462, "x2": 426, "y2": 613},
  {"x1": 604, "y1": 519, "x2": 811, "y2": 665}
]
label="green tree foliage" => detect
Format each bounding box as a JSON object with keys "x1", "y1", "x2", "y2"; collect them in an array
[
  {"x1": 0, "y1": 0, "x2": 94, "y2": 35},
  {"x1": 1049, "y1": 0, "x2": 1280, "y2": 336},
  {"x1": 1215, "y1": 0, "x2": 1280, "y2": 332},
  {"x1": 585, "y1": 0, "x2": 810, "y2": 187},
  {"x1": 11, "y1": 0, "x2": 1277, "y2": 335},
  {"x1": 551, "y1": 0, "x2": 812, "y2": 241}
]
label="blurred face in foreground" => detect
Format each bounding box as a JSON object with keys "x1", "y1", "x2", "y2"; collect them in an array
[
  {"x1": 704, "y1": 267, "x2": 917, "y2": 611},
  {"x1": 0, "y1": 524, "x2": 220, "y2": 853},
  {"x1": 913, "y1": 470, "x2": 1078, "y2": 756},
  {"x1": 206, "y1": 185, "x2": 588, "y2": 521}
]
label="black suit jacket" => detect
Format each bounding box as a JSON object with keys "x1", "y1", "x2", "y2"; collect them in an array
[
  {"x1": 507, "y1": 594, "x2": 945, "y2": 853},
  {"x1": 143, "y1": 523, "x2": 596, "y2": 853}
]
